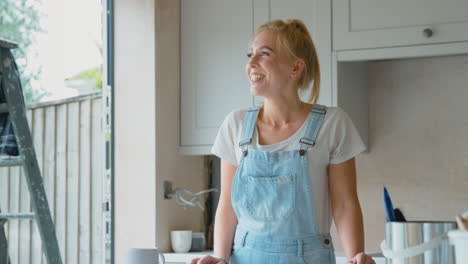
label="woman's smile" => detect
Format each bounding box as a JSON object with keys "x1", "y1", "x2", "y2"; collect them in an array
[{"x1": 249, "y1": 73, "x2": 265, "y2": 82}]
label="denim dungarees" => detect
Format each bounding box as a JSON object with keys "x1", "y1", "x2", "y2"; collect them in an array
[{"x1": 230, "y1": 104, "x2": 336, "y2": 264}]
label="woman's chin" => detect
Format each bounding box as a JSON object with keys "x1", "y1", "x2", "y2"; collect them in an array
[{"x1": 250, "y1": 86, "x2": 265, "y2": 97}]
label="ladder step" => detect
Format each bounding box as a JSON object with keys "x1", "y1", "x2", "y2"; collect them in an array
[
  {"x1": 0, "y1": 213, "x2": 35, "y2": 219},
  {"x1": 0, "y1": 39, "x2": 19, "y2": 49},
  {"x1": 0, "y1": 103, "x2": 8, "y2": 114},
  {"x1": 0, "y1": 157, "x2": 23, "y2": 167}
]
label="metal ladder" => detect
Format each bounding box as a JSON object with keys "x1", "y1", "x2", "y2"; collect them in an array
[{"x1": 0, "y1": 39, "x2": 63, "y2": 264}]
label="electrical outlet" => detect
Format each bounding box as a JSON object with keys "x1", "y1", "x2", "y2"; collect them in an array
[{"x1": 163, "y1": 180, "x2": 173, "y2": 199}]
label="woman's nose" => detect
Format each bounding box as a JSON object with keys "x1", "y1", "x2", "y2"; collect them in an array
[
  {"x1": 248, "y1": 62, "x2": 257, "y2": 69},
  {"x1": 247, "y1": 55, "x2": 258, "y2": 67}
]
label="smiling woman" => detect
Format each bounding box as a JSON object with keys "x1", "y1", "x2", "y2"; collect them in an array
[{"x1": 188, "y1": 19, "x2": 375, "y2": 264}]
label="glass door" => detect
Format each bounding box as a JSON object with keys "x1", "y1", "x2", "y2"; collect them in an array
[{"x1": 102, "y1": 0, "x2": 114, "y2": 263}]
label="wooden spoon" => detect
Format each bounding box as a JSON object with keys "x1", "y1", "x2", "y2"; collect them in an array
[{"x1": 456, "y1": 214, "x2": 468, "y2": 230}]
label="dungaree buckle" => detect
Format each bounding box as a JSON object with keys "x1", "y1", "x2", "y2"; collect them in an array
[
  {"x1": 239, "y1": 138, "x2": 252, "y2": 147},
  {"x1": 311, "y1": 107, "x2": 326, "y2": 115},
  {"x1": 299, "y1": 138, "x2": 315, "y2": 146},
  {"x1": 299, "y1": 138, "x2": 315, "y2": 156},
  {"x1": 239, "y1": 138, "x2": 252, "y2": 156}
]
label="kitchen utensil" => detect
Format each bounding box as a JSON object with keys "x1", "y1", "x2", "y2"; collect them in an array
[
  {"x1": 381, "y1": 221, "x2": 457, "y2": 264},
  {"x1": 394, "y1": 208, "x2": 407, "y2": 222},
  {"x1": 383, "y1": 187, "x2": 396, "y2": 222},
  {"x1": 455, "y1": 214, "x2": 467, "y2": 230}
]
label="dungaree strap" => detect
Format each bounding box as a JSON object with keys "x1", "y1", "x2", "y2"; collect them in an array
[
  {"x1": 299, "y1": 104, "x2": 327, "y2": 151},
  {"x1": 239, "y1": 106, "x2": 261, "y2": 155}
]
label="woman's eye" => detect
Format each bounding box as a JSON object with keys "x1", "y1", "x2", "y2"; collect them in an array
[{"x1": 247, "y1": 51, "x2": 269, "y2": 58}]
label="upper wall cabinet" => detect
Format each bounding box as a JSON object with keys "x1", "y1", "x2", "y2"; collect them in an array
[
  {"x1": 180, "y1": 0, "x2": 332, "y2": 155},
  {"x1": 180, "y1": 0, "x2": 254, "y2": 151},
  {"x1": 333, "y1": 0, "x2": 468, "y2": 51}
]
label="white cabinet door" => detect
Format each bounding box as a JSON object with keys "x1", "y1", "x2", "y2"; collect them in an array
[
  {"x1": 269, "y1": 0, "x2": 332, "y2": 106},
  {"x1": 181, "y1": 0, "x2": 254, "y2": 148},
  {"x1": 333, "y1": 0, "x2": 468, "y2": 50}
]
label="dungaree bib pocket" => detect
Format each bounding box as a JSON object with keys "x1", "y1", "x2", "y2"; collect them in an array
[{"x1": 241, "y1": 173, "x2": 296, "y2": 221}]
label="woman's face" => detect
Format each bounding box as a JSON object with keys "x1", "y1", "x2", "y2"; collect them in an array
[{"x1": 246, "y1": 30, "x2": 298, "y2": 98}]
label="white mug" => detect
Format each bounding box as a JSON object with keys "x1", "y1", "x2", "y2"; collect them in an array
[
  {"x1": 125, "y1": 248, "x2": 165, "y2": 264},
  {"x1": 170, "y1": 230, "x2": 192, "y2": 253}
]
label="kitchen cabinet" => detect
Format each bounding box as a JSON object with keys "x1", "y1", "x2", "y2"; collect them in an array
[
  {"x1": 180, "y1": 0, "x2": 254, "y2": 154},
  {"x1": 333, "y1": 0, "x2": 468, "y2": 51},
  {"x1": 180, "y1": 0, "x2": 332, "y2": 155},
  {"x1": 331, "y1": 0, "x2": 468, "y2": 150}
]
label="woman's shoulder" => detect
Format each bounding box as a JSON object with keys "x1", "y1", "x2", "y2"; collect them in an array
[
  {"x1": 223, "y1": 107, "x2": 252, "y2": 125},
  {"x1": 216, "y1": 108, "x2": 252, "y2": 137},
  {"x1": 323, "y1": 106, "x2": 349, "y2": 122},
  {"x1": 318, "y1": 106, "x2": 355, "y2": 132}
]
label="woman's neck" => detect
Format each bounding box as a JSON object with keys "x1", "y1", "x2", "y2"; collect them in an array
[{"x1": 259, "y1": 96, "x2": 311, "y2": 128}]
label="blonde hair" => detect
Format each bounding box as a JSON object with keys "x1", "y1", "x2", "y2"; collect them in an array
[{"x1": 254, "y1": 19, "x2": 320, "y2": 104}]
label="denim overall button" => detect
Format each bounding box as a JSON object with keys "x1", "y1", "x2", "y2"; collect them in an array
[
  {"x1": 299, "y1": 149, "x2": 306, "y2": 156},
  {"x1": 324, "y1": 239, "x2": 330, "y2": 245}
]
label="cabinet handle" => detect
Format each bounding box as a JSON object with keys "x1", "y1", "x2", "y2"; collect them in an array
[{"x1": 423, "y1": 28, "x2": 433, "y2": 38}]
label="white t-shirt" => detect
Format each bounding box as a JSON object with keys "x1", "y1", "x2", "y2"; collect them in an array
[{"x1": 211, "y1": 106, "x2": 366, "y2": 234}]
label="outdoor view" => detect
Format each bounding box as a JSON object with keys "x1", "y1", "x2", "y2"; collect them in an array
[
  {"x1": 1, "y1": 0, "x2": 108, "y2": 263},
  {"x1": 1, "y1": 0, "x2": 103, "y2": 104}
]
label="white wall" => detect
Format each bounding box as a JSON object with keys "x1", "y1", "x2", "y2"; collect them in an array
[
  {"x1": 331, "y1": 55, "x2": 468, "y2": 252},
  {"x1": 114, "y1": 0, "x2": 207, "y2": 262},
  {"x1": 114, "y1": 0, "x2": 157, "y2": 262}
]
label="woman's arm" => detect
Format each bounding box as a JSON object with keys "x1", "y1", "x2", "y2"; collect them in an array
[
  {"x1": 213, "y1": 159, "x2": 239, "y2": 260},
  {"x1": 329, "y1": 158, "x2": 364, "y2": 259},
  {"x1": 188, "y1": 160, "x2": 238, "y2": 264}
]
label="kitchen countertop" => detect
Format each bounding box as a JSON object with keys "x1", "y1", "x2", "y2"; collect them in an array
[{"x1": 163, "y1": 251, "x2": 386, "y2": 264}]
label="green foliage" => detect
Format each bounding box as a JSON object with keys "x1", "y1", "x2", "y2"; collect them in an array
[
  {"x1": 0, "y1": 0, "x2": 49, "y2": 103},
  {"x1": 75, "y1": 67, "x2": 102, "y2": 90}
]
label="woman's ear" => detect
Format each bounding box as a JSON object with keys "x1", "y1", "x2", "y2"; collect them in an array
[{"x1": 290, "y1": 58, "x2": 305, "y2": 79}]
